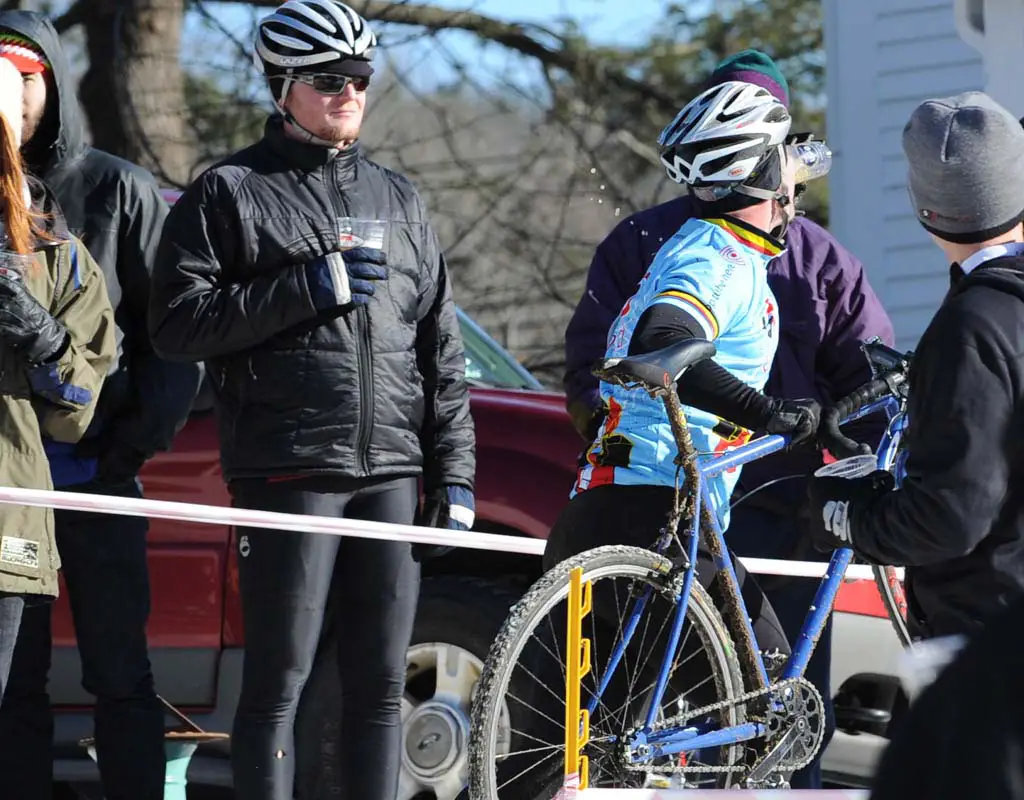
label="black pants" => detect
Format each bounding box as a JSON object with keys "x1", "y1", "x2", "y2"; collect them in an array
[
  {"x1": 0, "y1": 593, "x2": 24, "y2": 703},
  {"x1": 0, "y1": 479, "x2": 164, "y2": 800},
  {"x1": 544, "y1": 483, "x2": 790, "y2": 656},
  {"x1": 229, "y1": 476, "x2": 420, "y2": 800}
]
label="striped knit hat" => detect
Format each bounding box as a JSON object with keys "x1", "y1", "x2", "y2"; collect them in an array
[{"x1": 0, "y1": 31, "x2": 47, "y2": 75}]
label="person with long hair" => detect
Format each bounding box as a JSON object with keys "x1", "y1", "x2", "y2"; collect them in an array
[{"x1": 0, "y1": 54, "x2": 114, "y2": 702}]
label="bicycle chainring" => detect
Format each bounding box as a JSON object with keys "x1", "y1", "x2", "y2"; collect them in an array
[{"x1": 754, "y1": 677, "x2": 826, "y2": 780}]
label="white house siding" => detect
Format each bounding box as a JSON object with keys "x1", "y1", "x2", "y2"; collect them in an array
[{"x1": 824, "y1": 0, "x2": 983, "y2": 348}]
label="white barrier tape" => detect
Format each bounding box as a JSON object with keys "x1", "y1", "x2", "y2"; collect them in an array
[
  {"x1": 578, "y1": 792, "x2": 869, "y2": 798},
  {"x1": 0, "y1": 485, "x2": 902, "y2": 580},
  {"x1": 0, "y1": 485, "x2": 544, "y2": 556}
]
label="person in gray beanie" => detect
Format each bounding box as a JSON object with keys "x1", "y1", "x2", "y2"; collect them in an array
[{"x1": 805, "y1": 90, "x2": 1024, "y2": 641}]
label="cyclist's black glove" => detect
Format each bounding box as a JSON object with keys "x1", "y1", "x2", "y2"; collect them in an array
[
  {"x1": 806, "y1": 470, "x2": 895, "y2": 553},
  {"x1": 763, "y1": 397, "x2": 821, "y2": 448},
  {"x1": 818, "y1": 406, "x2": 873, "y2": 460}
]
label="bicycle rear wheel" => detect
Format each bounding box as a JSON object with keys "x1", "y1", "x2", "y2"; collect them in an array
[
  {"x1": 468, "y1": 545, "x2": 748, "y2": 798},
  {"x1": 872, "y1": 565, "x2": 913, "y2": 648}
]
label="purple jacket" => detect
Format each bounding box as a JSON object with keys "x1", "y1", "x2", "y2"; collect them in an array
[{"x1": 564, "y1": 196, "x2": 896, "y2": 511}]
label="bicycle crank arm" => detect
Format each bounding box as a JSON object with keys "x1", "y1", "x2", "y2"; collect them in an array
[
  {"x1": 630, "y1": 721, "x2": 767, "y2": 762},
  {"x1": 745, "y1": 723, "x2": 805, "y2": 786}
]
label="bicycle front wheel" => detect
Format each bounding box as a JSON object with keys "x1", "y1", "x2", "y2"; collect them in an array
[{"x1": 468, "y1": 545, "x2": 748, "y2": 798}]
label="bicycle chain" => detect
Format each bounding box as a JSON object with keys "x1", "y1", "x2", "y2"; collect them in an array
[{"x1": 619, "y1": 677, "x2": 823, "y2": 777}]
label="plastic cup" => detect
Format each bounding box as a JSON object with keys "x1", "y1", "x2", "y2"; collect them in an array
[
  {"x1": 814, "y1": 453, "x2": 878, "y2": 479},
  {"x1": 0, "y1": 251, "x2": 35, "y2": 281},
  {"x1": 336, "y1": 217, "x2": 388, "y2": 251}
]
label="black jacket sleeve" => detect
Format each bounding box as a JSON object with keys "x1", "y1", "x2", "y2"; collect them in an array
[
  {"x1": 148, "y1": 172, "x2": 323, "y2": 362},
  {"x1": 415, "y1": 215, "x2": 475, "y2": 493},
  {"x1": 630, "y1": 303, "x2": 774, "y2": 430},
  {"x1": 852, "y1": 305, "x2": 1015, "y2": 566},
  {"x1": 104, "y1": 170, "x2": 203, "y2": 458}
]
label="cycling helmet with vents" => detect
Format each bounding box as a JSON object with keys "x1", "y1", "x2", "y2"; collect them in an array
[
  {"x1": 658, "y1": 81, "x2": 792, "y2": 201},
  {"x1": 254, "y1": 0, "x2": 376, "y2": 76}
]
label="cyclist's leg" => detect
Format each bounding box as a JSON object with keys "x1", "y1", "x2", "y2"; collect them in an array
[
  {"x1": 228, "y1": 479, "x2": 347, "y2": 800},
  {"x1": 545, "y1": 484, "x2": 790, "y2": 656},
  {"x1": 726, "y1": 503, "x2": 835, "y2": 788},
  {"x1": 333, "y1": 477, "x2": 420, "y2": 800}
]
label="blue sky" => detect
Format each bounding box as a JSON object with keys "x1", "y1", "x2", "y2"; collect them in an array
[
  {"x1": 180, "y1": 0, "x2": 677, "y2": 96},
  {"x1": 184, "y1": 0, "x2": 674, "y2": 59}
]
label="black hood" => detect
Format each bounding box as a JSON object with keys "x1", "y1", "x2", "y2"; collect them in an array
[
  {"x1": 27, "y1": 174, "x2": 70, "y2": 242},
  {"x1": 953, "y1": 258, "x2": 1024, "y2": 304},
  {"x1": 0, "y1": 10, "x2": 87, "y2": 176}
]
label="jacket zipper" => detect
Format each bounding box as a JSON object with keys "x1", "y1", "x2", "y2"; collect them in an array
[{"x1": 328, "y1": 159, "x2": 373, "y2": 476}]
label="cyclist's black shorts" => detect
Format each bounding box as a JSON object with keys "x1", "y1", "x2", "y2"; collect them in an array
[
  {"x1": 228, "y1": 475, "x2": 420, "y2": 800},
  {"x1": 544, "y1": 482, "x2": 790, "y2": 656}
]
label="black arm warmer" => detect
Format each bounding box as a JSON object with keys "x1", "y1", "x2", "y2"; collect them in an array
[{"x1": 629, "y1": 303, "x2": 775, "y2": 430}]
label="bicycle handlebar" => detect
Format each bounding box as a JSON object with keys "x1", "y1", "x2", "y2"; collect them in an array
[{"x1": 819, "y1": 364, "x2": 909, "y2": 459}]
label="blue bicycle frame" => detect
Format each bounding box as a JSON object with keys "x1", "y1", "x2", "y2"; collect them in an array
[{"x1": 585, "y1": 394, "x2": 908, "y2": 762}]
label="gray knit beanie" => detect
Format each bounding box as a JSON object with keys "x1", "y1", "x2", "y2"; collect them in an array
[{"x1": 902, "y1": 91, "x2": 1024, "y2": 244}]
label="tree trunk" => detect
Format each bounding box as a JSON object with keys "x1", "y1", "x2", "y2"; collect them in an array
[{"x1": 78, "y1": 0, "x2": 195, "y2": 186}]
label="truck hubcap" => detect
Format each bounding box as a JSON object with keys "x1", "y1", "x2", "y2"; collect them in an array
[{"x1": 403, "y1": 701, "x2": 465, "y2": 777}]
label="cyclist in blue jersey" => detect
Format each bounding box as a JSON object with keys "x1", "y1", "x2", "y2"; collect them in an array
[{"x1": 546, "y1": 81, "x2": 826, "y2": 655}]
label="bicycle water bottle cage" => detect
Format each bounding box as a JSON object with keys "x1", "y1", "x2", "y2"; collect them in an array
[{"x1": 594, "y1": 339, "x2": 717, "y2": 395}]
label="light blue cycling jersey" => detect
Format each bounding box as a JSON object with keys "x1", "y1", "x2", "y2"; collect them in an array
[{"x1": 573, "y1": 216, "x2": 783, "y2": 531}]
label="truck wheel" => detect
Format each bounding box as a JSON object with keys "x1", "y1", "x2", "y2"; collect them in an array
[{"x1": 295, "y1": 575, "x2": 522, "y2": 800}]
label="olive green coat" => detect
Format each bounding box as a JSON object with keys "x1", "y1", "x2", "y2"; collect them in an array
[{"x1": 0, "y1": 235, "x2": 115, "y2": 597}]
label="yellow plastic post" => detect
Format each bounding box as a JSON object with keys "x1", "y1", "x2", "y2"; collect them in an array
[{"x1": 564, "y1": 567, "x2": 593, "y2": 792}]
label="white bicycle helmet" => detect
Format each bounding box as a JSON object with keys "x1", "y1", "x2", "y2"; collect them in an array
[
  {"x1": 255, "y1": 0, "x2": 376, "y2": 74},
  {"x1": 658, "y1": 81, "x2": 792, "y2": 201}
]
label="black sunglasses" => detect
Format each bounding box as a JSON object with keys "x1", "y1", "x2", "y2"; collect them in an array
[{"x1": 292, "y1": 73, "x2": 370, "y2": 95}]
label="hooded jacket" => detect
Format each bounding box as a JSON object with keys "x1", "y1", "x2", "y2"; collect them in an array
[
  {"x1": 848, "y1": 255, "x2": 1024, "y2": 638},
  {"x1": 0, "y1": 180, "x2": 116, "y2": 597},
  {"x1": 0, "y1": 10, "x2": 202, "y2": 486},
  {"x1": 148, "y1": 117, "x2": 475, "y2": 490},
  {"x1": 564, "y1": 195, "x2": 896, "y2": 513}
]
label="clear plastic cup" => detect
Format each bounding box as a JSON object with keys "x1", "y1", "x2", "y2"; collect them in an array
[
  {"x1": 336, "y1": 217, "x2": 388, "y2": 251},
  {"x1": 814, "y1": 453, "x2": 878, "y2": 479},
  {"x1": 0, "y1": 251, "x2": 35, "y2": 282}
]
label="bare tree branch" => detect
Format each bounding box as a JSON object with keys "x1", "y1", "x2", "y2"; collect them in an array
[{"x1": 215, "y1": 0, "x2": 682, "y2": 115}]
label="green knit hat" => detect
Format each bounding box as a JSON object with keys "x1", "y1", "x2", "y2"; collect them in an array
[{"x1": 706, "y1": 49, "x2": 790, "y2": 107}]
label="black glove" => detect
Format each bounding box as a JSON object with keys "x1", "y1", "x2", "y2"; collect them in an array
[
  {"x1": 807, "y1": 469, "x2": 895, "y2": 553},
  {"x1": 97, "y1": 446, "x2": 149, "y2": 485},
  {"x1": 305, "y1": 247, "x2": 388, "y2": 311},
  {"x1": 763, "y1": 397, "x2": 821, "y2": 448},
  {"x1": 567, "y1": 397, "x2": 605, "y2": 443},
  {"x1": 74, "y1": 437, "x2": 150, "y2": 486},
  {"x1": 817, "y1": 406, "x2": 873, "y2": 459},
  {"x1": 0, "y1": 273, "x2": 69, "y2": 364},
  {"x1": 413, "y1": 485, "x2": 475, "y2": 561}
]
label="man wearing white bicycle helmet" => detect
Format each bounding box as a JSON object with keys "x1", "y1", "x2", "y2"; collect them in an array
[
  {"x1": 148, "y1": 2, "x2": 475, "y2": 799},
  {"x1": 532, "y1": 83, "x2": 827, "y2": 793},
  {"x1": 560, "y1": 80, "x2": 822, "y2": 537}
]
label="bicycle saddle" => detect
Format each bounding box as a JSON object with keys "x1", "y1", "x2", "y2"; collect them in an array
[{"x1": 593, "y1": 339, "x2": 717, "y2": 390}]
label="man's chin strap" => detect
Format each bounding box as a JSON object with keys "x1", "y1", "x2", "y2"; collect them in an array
[
  {"x1": 733, "y1": 182, "x2": 794, "y2": 241},
  {"x1": 273, "y1": 73, "x2": 341, "y2": 149}
]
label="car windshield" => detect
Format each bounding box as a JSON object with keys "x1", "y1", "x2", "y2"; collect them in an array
[{"x1": 457, "y1": 309, "x2": 544, "y2": 391}]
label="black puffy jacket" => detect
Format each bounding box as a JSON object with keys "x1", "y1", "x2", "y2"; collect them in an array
[{"x1": 148, "y1": 117, "x2": 475, "y2": 491}]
